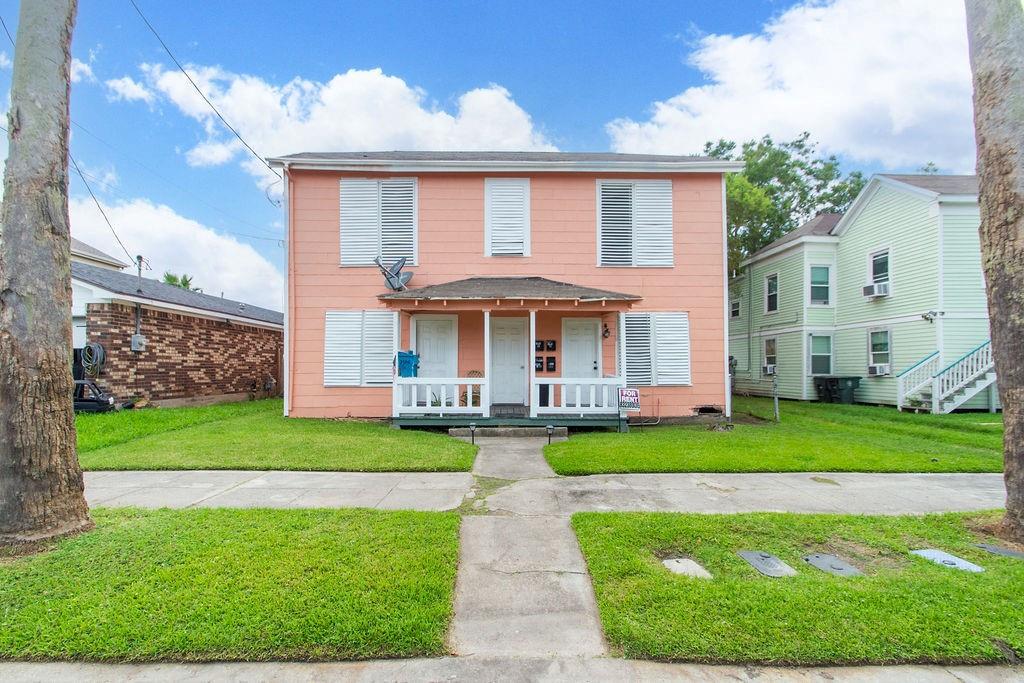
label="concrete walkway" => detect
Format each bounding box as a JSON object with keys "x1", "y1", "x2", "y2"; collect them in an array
[
  {"x1": 3, "y1": 658, "x2": 1019, "y2": 682},
  {"x1": 84, "y1": 470, "x2": 473, "y2": 511}
]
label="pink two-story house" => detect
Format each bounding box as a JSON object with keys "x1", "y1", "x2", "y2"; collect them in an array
[{"x1": 269, "y1": 151, "x2": 740, "y2": 427}]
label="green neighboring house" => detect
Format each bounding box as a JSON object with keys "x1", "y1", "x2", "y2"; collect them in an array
[{"x1": 728, "y1": 174, "x2": 998, "y2": 413}]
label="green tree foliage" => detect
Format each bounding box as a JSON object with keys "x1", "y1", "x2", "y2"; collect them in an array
[
  {"x1": 704, "y1": 133, "x2": 866, "y2": 273},
  {"x1": 162, "y1": 272, "x2": 199, "y2": 291}
]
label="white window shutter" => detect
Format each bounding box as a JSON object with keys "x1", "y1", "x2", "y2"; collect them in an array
[
  {"x1": 340, "y1": 179, "x2": 380, "y2": 266},
  {"x1": 652, "y1": 312, "x2": 691, "y2": 385},
  {"x1": 624, "y1": 313, "x2": 654, "y2": 385},
  {"x1": 324, "y1": 311, "x2": 363, "y2": 386},
  {"x1": 633, "y1": 180, "x2": 673, "y2": 266},
  {"x1": 599, "y1": 182, "x2": 633, "y2": 266},
  {"x1": 485, "y1": 179, "x2": 530, "y2": 256},
  {"x1": 361, "y1": 311, "x2": 397, "y2": 385},
  {"x1": 380, "y1": 178, "x2": 416, "y2": 263}
]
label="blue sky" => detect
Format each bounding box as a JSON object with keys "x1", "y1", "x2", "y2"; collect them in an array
[{"x1": 0, "y1": 0, "x2": 975, "y2": 308}]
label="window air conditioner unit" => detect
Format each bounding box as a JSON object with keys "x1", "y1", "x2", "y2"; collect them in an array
[
  {"x1": 868, "y1": 363, "x2": 890, "y2": 376},
  {"x1": 762, "y1": 364, "x2": 776, "y2": 376},
  {"x1": 862, "y1": 282, "x2": 890, "y2": 298}
]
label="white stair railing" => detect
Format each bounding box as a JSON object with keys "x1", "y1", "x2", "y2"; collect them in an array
[
  {"x1": 896, "y1": 351, "x2": 940, "y2": 411},
  {"x1": 931, "y1": 340, "x2": 994, "y2": 413}
]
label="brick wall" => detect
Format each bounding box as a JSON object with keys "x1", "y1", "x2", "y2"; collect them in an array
[{"x1": 86, "y1": 302, "x2": 283, "y2": 402}]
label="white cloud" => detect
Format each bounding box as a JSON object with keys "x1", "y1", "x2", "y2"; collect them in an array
[
  {"x1": 122, "y1": 64, "x2": 553, "y2": 187},
  {"x1": 70, "y1": 57, "x2": 95, "y2": 83},
  {"x1": 105, "y1": 76, "x2": 154, "y2": 104},
  {"x1": 608, "y1": 0, "x2": 976, "y2": 172},
  {"x1": 70, "y1": 197, "x2": 283, "y2": 310},
  {"x1": 0, "y1": 52, "x2": 11, "y2": 69}
]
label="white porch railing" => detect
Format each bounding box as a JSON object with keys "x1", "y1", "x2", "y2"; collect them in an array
[
  {"x1": 896, "y1": 351, "x2": 939, "y2": 411},
  {"x1": 531, "y1": 377, "x2": 624, "y2": 417},
  {"x1": 931, "y1": 340, "x2": 993, "y2": 413},
  {"x1": 393, "y1": 377, "x2": 490, "y2": 417}
]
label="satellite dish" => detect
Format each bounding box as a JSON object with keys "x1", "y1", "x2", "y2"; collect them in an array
[{"x1": 375, "y1": 257, "x2": 413, "y2": 291}]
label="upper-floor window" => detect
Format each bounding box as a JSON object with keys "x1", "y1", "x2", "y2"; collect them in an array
[
  {"x1": 485, "y1": 178, "x2": 530, "y2": 256},
  {"x1": 730, "y1": 300, "x2": 741, "y2": 318},
  {"x1": 809, "y1": 265, "x2": 830, "y2": 305},
  {"x1": 765, "y1": 273, "x2": 779, "y2": 313},
  {"x1": 870, "y1": 249, "x2": 890, "y2": 284},
  {"x1": 339, "y1": 178, "x2": 417, "y2": 266},
  {"x1": 597, "y1": 179, "x2": 673, "y2": 267},
  {"x1": 809, "y1": 334, "x2": 832, "y2": 375}
]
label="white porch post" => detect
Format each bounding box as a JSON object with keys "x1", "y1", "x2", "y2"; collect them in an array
[
  {"x1": 482, "y1": 310, "x2": 491, "y2": 418},
  {"x1": 392, "y1": 311, "x2": 401, "y2": 418},
  {"x1": 529, "y1": 309, "x2": 538, "y2": 418},
  {"x1": 617, "y1": 310, "x2": 627, "y2": 386}
]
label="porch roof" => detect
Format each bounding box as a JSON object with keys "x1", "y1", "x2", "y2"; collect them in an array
[{"x1": 378, "y1": 276, "x2": 642, "y2": 303}]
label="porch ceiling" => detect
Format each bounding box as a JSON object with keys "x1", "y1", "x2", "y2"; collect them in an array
[{"x1": 378, "y1": 276, "x2": 641, "y2": 308}]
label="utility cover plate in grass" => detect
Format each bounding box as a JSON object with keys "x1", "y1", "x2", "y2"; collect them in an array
[
  {"x1": 912, "y1": 549, "x2": 984, "y2": 573},
  {"x1": 976, "y1": 543, "x2": 1024, "y2": 560},
  {"x1": 662, "y1": 557, "x2": 712, "y2": 579},
  {"x1": 738, "y1": 550, "x2": 797, "y2": 577},
  {"x1": 803, "y1": 553, "x2": 863, "y2": 577}
]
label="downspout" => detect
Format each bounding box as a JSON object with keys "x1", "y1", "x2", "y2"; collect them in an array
[{"x1": 746, "y1": 263, "x2": 753, "y2": 376}]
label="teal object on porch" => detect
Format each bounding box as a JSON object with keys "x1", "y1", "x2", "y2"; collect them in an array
[{"x1": 396, "y1": 351, "x2": 420, "y2": 378}]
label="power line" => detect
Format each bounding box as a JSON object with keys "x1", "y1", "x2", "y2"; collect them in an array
[
  {"x1": 127, "y1": 0, "x2": 281, "y2": 180},
  {"x1": 0, "y1": 14, "x2": 13, "y2": 46},
  {"x1": 69, "y1": 154, "x2": 136, "y2": 262}
]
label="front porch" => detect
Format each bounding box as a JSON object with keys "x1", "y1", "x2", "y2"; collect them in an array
[{"x1": 381, "y1": 276, "x2": 640, "y2": 425}]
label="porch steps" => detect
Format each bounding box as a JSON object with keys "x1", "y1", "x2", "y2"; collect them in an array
[
  {"x1": 449, "y1": 426, "x2": 568, "y2": 438},
  {"x1": 391, "y1": 415, "x2": 625, "y2": 430}
]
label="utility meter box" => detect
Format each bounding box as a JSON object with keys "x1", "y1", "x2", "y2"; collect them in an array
[{"x1": 130, "y1": 333, "x2": 147, "y2": 352}]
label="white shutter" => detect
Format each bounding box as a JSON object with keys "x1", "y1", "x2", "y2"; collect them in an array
[
  {"x1": 324, "y1": 310, "x2": 396, "y2": 386},
  {"x1": 652, "y1": 312, "x2": 691, "y2": 385},
  {"x1": 362, "y1": 311, "x2": 397, "y2": 385},
  {"x1": 324, "y1": 311, "x2": 363, "y2": 386},
  {"x1": 599, "y1": 182, "x2": 633, "y2": 266},
  {"x1": 633, "y1": 180, "x2": 673, "y2": 266},
  {"x1": 485, "y1": 178, "x2": 530, "y2": 256},
  {"x1": 380, "y1": 178, "x2": 416, "y2": 263},
  {"x1": 340, "y1": 179, "x2": 380, "y2": 266},
  {"x1": 624, "y1": 313, "x2": 654, "y2": 385}
]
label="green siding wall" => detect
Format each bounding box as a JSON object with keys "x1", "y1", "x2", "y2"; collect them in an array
[
  {"x1": 834, "y1": 319, "x2": 937, "y2": 405},
  {"x1": 835, "y1": 185, "x2": 939, "y2": 326},
  {"x1": 942, "y1": 205, "x2": 986, "y2": 312},
  {"x1": 731, "y1": 330, "x2": 804, "y2": 400}
]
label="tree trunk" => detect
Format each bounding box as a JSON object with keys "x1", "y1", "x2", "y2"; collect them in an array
[
  {"x1": 0, "y1": 0, "x2": 91, "y2": 544},
  {"x1": 965, "y1": 0, "x2": 1024, "y2": 541}
]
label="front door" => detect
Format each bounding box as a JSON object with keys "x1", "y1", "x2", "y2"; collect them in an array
[
  {"x1": 490, "y1": 318, "x2": 527, "y2": 404},
  {"x1": 563, "y1": 319, "x2": 600, "y2": 406},
  {"x1": 415, "y1": 316, "x2": 457, "y2": 405}
]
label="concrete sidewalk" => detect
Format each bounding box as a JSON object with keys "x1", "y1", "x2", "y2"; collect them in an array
[{"x1": 2, "y1": 658, "x2": 1019, "y2": 682}]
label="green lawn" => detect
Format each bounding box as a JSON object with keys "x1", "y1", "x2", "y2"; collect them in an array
[
  {"x1": 0, "y1": 508, "x2": 459, "y2": 661},
  {"x1": 573, "y1": 511, "x2": 1023, "y2": 665},
  {"x1": 544, "y1": 396, "x2": 1003, "y2": 474},
  {"x1": 76, "y1": 399, "x2": 476, "y2": 471}
]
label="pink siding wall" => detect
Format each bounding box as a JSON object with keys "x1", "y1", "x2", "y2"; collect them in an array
[{"x1": 287, "y1": 170, "x2": 726, "y2": 418}]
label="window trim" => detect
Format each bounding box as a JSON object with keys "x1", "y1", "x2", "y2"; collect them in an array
[
  {"x1": 764, "y1": 272, "x2": 780, "y2": 314},
  {"x1": 867, "y1": 246, "x2": 891, "y2": 287},
  {"x1": 730, "y1": 299, "x2": 741, "y2": 318},
  {"x1": 339, "y1": 177, "x2": 419, "y2": 268},
  {"x1": 808, "y1": 333, "x2": 833, "y2": 376},
  {"x1": 595, "y1": 179, "x2": 674, "y2": 268},
  {"x1": 484, "y1": 177, "x2": 531, "y2": 257},
  {"x1": 807, "y1": 263, "x2": 833, "y2": 307},
  {"x1": 867, "y1": 327, "x2": 892, "y2": 373},
  {"x1": 763, "y1": 336, "x2": 778, "y2": 367}
]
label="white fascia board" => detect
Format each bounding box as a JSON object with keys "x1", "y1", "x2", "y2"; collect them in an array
[
  {"x1": 937, "y1": 194, "x2": 979, "y2": 205},
  {"x1": 71, "y1": 279, "x2": 283, "y2": 330},
  {"x1": 268, "y1": 157, "x2": 746, "y2": 174},
  {"x1": 739, "y1": 236, "x2": 837, "y2": 268}
]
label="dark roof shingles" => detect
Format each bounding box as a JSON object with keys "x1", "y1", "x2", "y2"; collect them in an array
[
  {"x1": 880, "y1": 174, "x2": 978, "y2": 195},
  {"x1": 274, "y1": 150, "x2": 713, "y2": 163},
  {"x1": 378, "y1": 276, "x2": 641, "y2": 301},
  {"x1": 747, "y1": 213, "x2": 843, "y2": 259},
  {"x1": 71, "y1": 261, "x2": 283, "y2": 326},
  {"x1": 71, "y1": 238, "x2": 128, "y2": 268}
]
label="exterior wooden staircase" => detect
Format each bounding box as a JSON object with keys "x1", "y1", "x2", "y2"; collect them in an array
[{"x1": 896, "y1": 340, "x2": 997, "y2": 414}]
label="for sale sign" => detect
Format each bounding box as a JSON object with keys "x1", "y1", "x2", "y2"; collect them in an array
[{"x1": 618, "y1": 387, "x2": 641, "y2": 412}]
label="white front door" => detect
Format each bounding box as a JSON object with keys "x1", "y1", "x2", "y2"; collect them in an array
[
  {"x1": 415, "y1": 316, "x2": 457, "y2": 405},
  {"x1": 563, "y1": 319, "x2": 600, "y2": 406},
  {"x1": 490, "y1": 318, "x2": 527, "y2": 404}
]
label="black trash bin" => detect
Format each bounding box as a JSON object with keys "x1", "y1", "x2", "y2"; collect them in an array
[
  {"x1": 835, "y1": 376, "x2": 861, "y2": 404},
  {"x1": 813, "y1": 377, "x2": 838, "y2": 403}
]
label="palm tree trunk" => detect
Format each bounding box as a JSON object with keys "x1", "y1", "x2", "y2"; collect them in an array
[
  {"x1": 0, "y1": 0, "x2": 92, "y2": 544},
  {"x1": 965, "y1": 0, "x2": 1024, "y2": 541}
]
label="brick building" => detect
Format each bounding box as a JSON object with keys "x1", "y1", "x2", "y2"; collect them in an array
[{"x1": 71, "y1": 255, "x2": 283, "y2": 406}]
